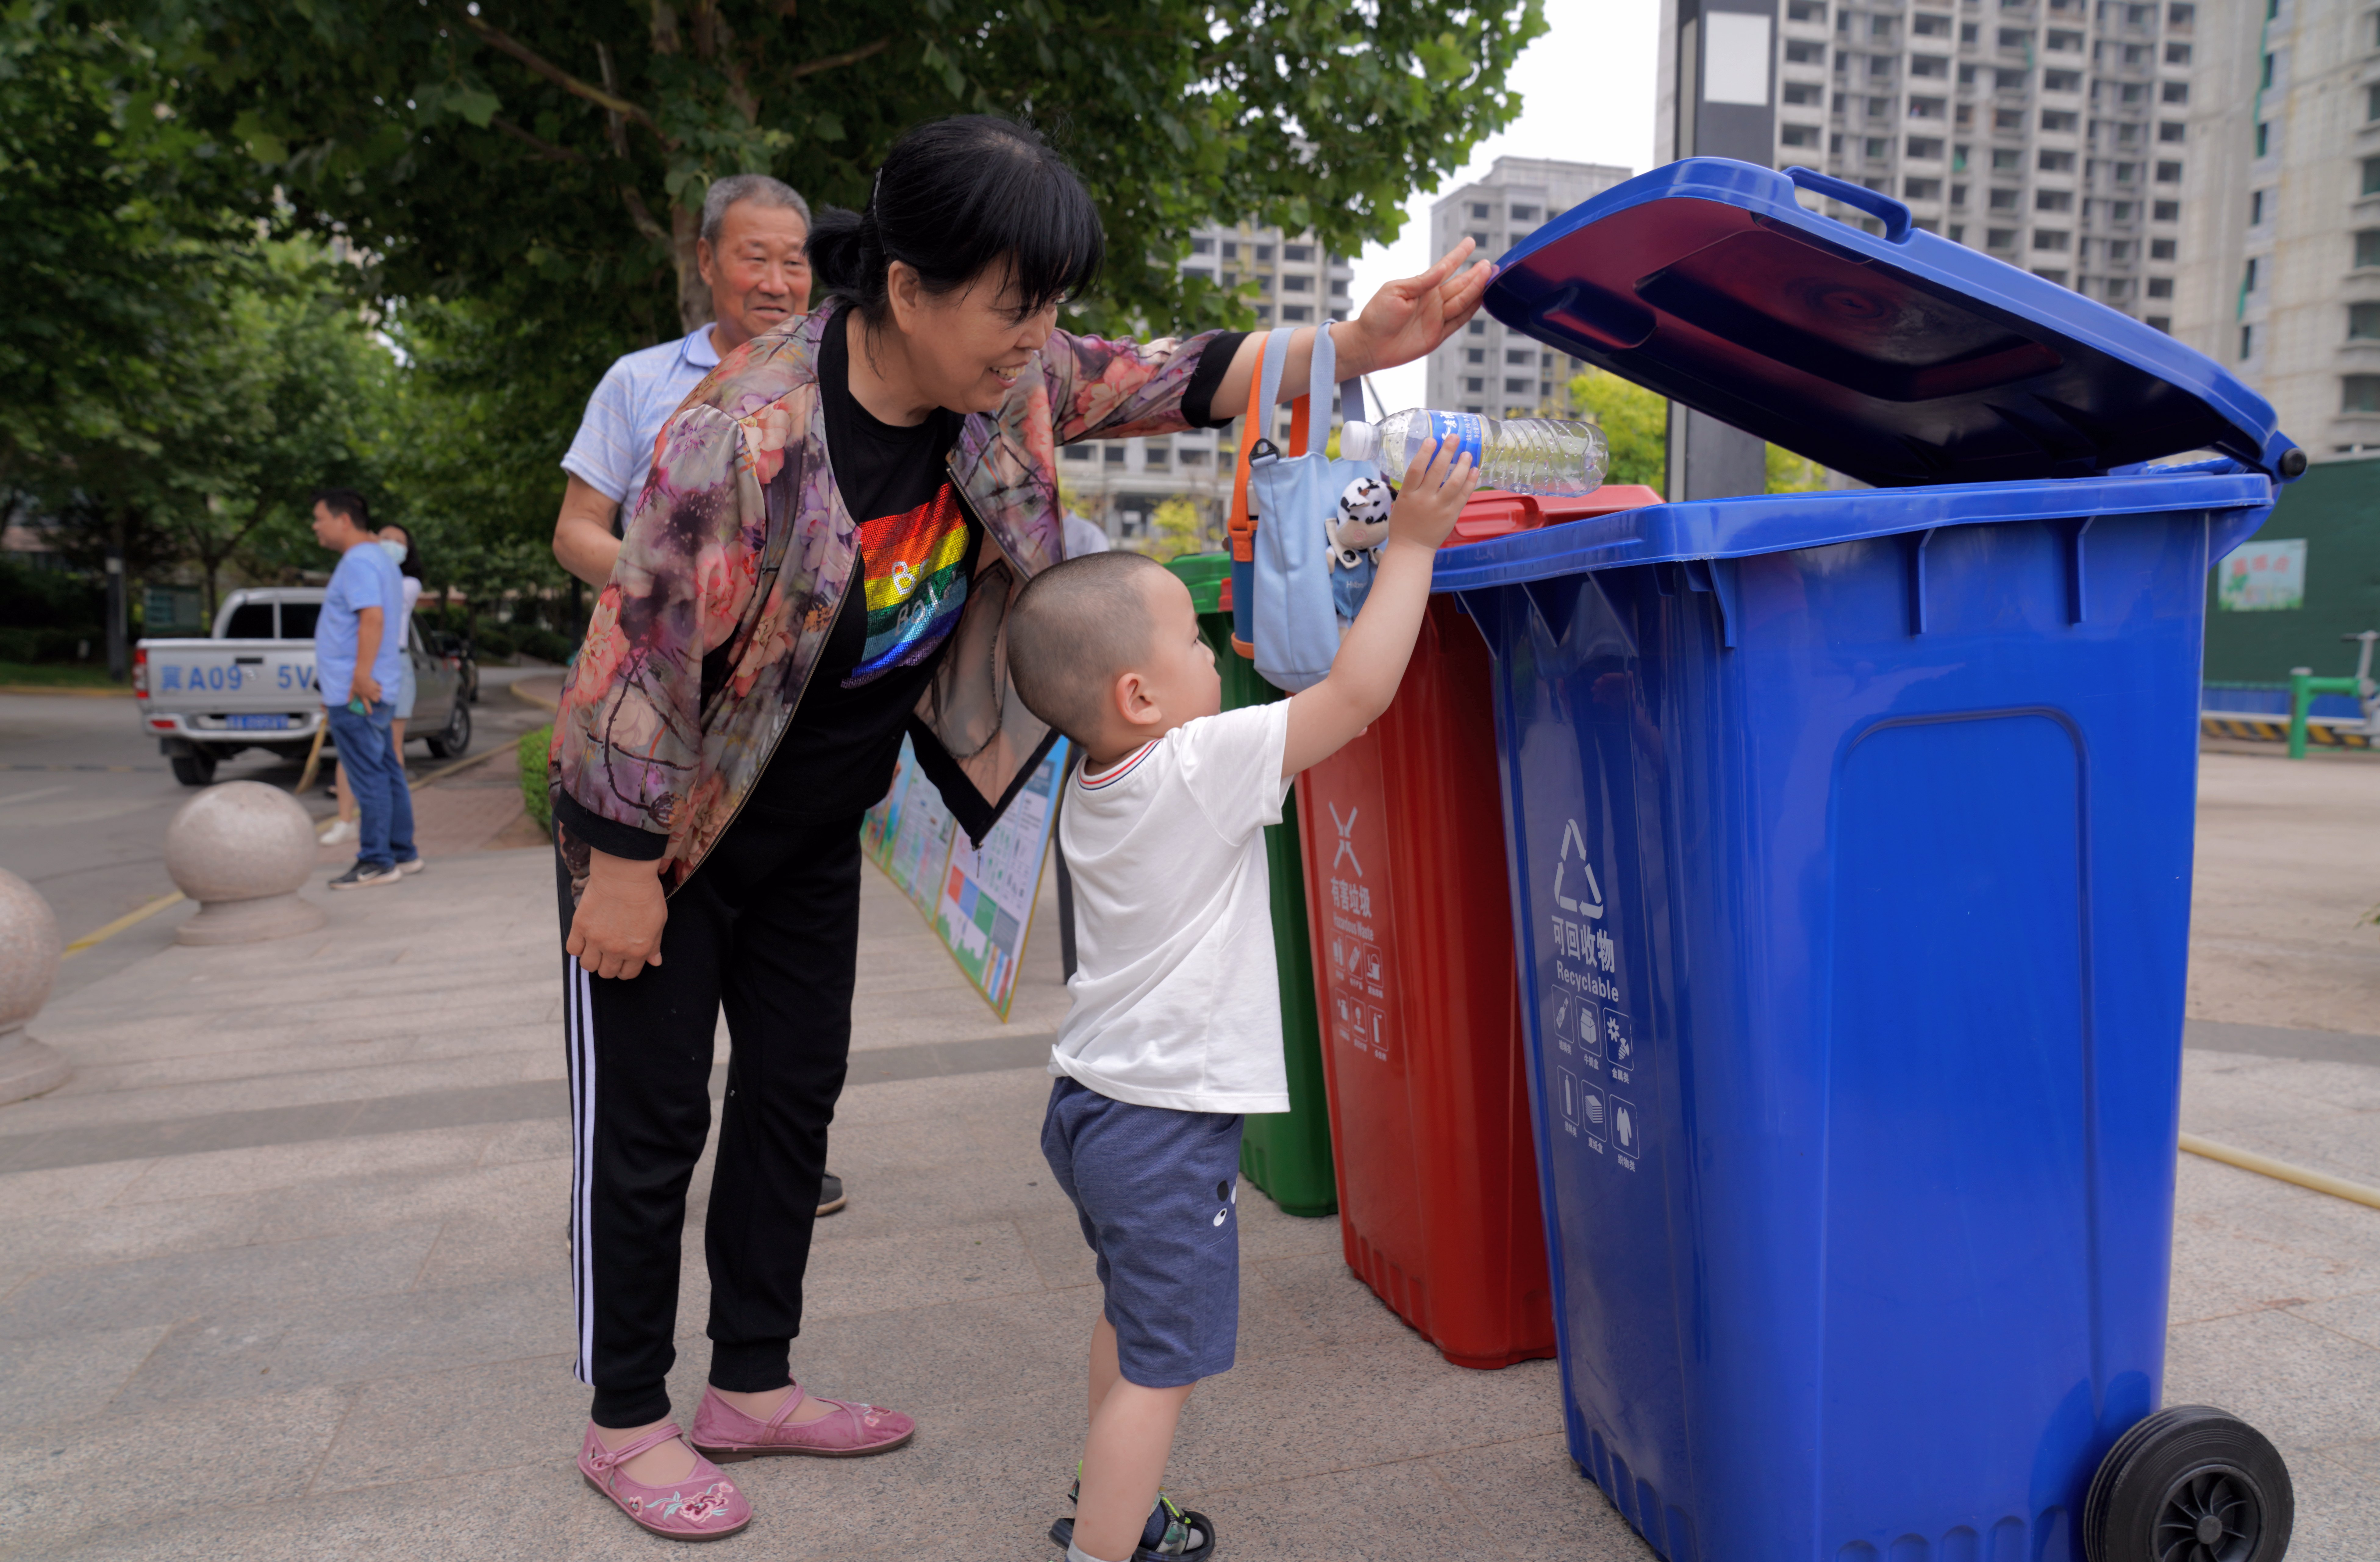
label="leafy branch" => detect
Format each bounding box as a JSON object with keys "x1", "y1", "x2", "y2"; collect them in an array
[{"x1": 458, "y1": 11, "x2": 669, "y2": 145}]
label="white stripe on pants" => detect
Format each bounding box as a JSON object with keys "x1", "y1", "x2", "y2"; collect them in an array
[{"x1": 567, "y1": 958, "x2": 597, "y2": 1386}]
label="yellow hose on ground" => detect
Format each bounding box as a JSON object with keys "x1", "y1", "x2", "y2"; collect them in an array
[{"x1": 2179, "y1": 1132, "x2": 2380, "y2": 1212}]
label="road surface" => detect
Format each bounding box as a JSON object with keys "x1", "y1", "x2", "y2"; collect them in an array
[{"x1": 0, "y1": 666, "x2": 555, "y2": 999}]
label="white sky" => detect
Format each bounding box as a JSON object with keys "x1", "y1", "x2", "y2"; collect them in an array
[{"x1": 1348, "y1": 1, "x2": 1661, "y2": 413}]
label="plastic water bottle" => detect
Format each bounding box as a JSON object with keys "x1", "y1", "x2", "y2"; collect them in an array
[{"x1": 1340, "y1": 409, "x2": 1609, "y2": 497}]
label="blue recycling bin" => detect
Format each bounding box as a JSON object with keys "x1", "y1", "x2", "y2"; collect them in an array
[{"x1": 1437, "y1": 161, "x2": 2303, "y2": 1562}]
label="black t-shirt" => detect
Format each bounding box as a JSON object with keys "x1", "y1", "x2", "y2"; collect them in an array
[{"x1": 745, "y1": 308, "x2": 980, "y2": 820}]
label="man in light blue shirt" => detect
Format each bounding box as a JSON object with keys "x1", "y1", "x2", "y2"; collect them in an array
[
  {"x1": 313, "y1": 488, "x2": 417, "y2": 888},
  {"x1": 553, "y1": 174, "x2": 814, "y2": 587}
]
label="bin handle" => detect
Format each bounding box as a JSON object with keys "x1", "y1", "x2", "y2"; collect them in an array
[{"x1": 1784, "y1": 166, "x2": 1914, "y2": 244}]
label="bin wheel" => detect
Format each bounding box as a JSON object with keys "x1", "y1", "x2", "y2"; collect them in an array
[{"x1": 2084, "y1": 1404, "x2": 2292, "y2": 1562}]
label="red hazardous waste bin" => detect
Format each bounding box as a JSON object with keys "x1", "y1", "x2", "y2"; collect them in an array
[{"x1": 1297, "y1": 485, "x2": 1660, "y2": 1370}]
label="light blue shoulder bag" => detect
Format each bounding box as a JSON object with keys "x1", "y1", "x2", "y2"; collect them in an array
[{"x1": 1244, "y1": 322, "x2": 1378, "y2": 693}]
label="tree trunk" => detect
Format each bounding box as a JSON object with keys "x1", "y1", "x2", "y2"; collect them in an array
[
  {"x1": 105, "y1": 509, "x2": 129, "y2": 682},
  {"x1": 674, "y1": 204, "x2": 711, "y2": 336}
]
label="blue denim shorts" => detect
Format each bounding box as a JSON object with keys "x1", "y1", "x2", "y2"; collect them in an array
[{"x1": 1041, "y1": 1076, "x2": 1244, "y2": 1388}]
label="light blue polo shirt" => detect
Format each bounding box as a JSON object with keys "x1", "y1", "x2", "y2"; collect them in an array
[
  {"x1": 559, "y1": 325, "x2": 723, "y2": 511},
  {"x1": 317, "y1": 541, "x2": 407, "y2": 707}
]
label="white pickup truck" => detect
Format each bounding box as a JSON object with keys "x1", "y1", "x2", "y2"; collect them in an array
[{"x1": 134, "y1": 587, "x2": 472, "y2": 786}]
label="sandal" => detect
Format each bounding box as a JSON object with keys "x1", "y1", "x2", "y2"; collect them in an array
[
  {"x1": 1049, "y1": 1487, "x2": 1216, "y2": 1561},
  {"x1": 577, "y1": 1422, "x2": 751, "y2": 1542},
  {"x1": 688, "y1": 1381, "x2": 915, "y2": 1460}
]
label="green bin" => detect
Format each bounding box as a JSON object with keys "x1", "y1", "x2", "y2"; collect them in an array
[{"x1": 1167, "y1": 553, "x2": 1336, "y2": 1216}]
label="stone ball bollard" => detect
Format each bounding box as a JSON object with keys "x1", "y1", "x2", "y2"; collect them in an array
[
  {"x1": 0, "y1": 867, "x2": 71, "y2": 1105},
  {"x1": 165, "y1": 781, "x2": 328, "y2": 946}
]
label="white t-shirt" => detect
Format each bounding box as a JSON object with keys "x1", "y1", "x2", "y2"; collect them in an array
[{"x1": 1050, "y1": 702, "x2": 1294, "y2": 1114}]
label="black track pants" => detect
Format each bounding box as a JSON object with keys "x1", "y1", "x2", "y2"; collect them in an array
[{"x1": 556, "y1": 807, "x2": 863, "y2": 1428}]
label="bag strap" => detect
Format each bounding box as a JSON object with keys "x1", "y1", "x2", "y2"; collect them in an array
[
  {"x1": 1255, "y1": 327, "x2": 1296, "y2": 448},
  {"x1": 1225, "y1": 327, "x2": 1299, "y2": 561},
  {"x1": 1288, "y1": 322, "x2": 1369, "y2": 460},
  {"x1": 1290, "y1": 323, "x2": 1331, "y2": 458}
]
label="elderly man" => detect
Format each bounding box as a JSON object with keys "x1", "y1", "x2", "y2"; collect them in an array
[
  {"x1": 551, "y1": 173, "x2": 849, "y2": 1219},
  {"x1": 553, "y1": 174, "x2": 815, "y2": 587}
]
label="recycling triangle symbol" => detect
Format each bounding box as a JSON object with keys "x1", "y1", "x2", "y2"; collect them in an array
[{"x1": 1553, "y1": 819, "x2": 1603, "y2": 921}]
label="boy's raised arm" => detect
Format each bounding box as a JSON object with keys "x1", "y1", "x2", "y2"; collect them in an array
[{"x1": 1281, "y1": 439, "x2": 1477, "y2": 778}]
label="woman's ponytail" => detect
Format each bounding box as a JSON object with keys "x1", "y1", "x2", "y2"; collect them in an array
[{"x1": 805, "y1": 205, "x2": 874, "y2": 304}]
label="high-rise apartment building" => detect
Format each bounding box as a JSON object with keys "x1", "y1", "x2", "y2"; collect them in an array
[
  {"x1": 1424, "y1": 158, "x2": 1635, "y2": 416},
  {"x1": 2171, "y1": 0, "x2": 2380, "y2": 459},
  {"x1": 1059, "y1": 221, "x2": 1356, "y2": 544},
  {"x1": 1768, "y1": 0, "x2": 2203, "y2": 322}
]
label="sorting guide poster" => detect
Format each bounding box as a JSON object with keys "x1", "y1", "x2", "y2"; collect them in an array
[
  {"x1": 863, "y1": 736, "x2": 956, "y2": 918},
  {"x1": 860, "y1": 734, "x2": 1069, "y2": 1018},
  {"x1": 2216, "y1": 537, "x2": 2306, "y2": 612}
]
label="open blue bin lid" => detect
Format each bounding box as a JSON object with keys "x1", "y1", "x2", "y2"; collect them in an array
[{"x1": 1484, "y1": 160, "x2": 2301, "y2": 488}]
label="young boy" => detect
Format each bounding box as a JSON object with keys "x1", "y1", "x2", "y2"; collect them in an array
[{"x1": 1004, "y1": 436, "x2": 1478, "y2": 1562}]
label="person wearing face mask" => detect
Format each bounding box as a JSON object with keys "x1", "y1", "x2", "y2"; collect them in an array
[
  {"x1": 546, "y1": 114, "x2": 1490, "y2": 1542},
  {"x1": 553, "y1": 174, "x2": 815, "y2": 589},
  {"x1": 326, "y1": 524, "x2": 427, "y2": 848},
  {"x1": 378, "y1": 524, "x2": 424, "y2": 739}
]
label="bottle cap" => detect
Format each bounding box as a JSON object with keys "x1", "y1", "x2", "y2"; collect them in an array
[{"x1": 1340, "y1": 421, "x2": 1379, "y2": 463}]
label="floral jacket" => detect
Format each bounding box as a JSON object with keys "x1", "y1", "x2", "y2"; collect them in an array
[{"x1": 552, "y1": 302, "x2": 1226, "y2": 897}]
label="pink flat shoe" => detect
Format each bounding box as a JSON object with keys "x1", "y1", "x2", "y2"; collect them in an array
[
  {"x1": 578, "y1": 1422, "x2": 752, "y2": 1541},
  {"x1": 689, "y1": 1382, "x2": 916, "y2": 1460}
]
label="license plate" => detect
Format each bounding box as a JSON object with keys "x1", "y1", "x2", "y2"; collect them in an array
[{"x1": 226, "y1": 714, "x2": 290, "y2": 731}]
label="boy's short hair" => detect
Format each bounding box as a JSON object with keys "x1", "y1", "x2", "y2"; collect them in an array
[{"x1": 1008, "y1": 550, "x2": 1169, "y2": 744}]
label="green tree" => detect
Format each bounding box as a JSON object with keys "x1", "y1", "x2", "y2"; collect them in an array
[
  {"x1": 2, "y1": 6, "x2": 244, "y2": 466},
  {"x1": 1765, "y1": 443, "x2": 1827, "y2": 494},
  {"x1": 0, "y1": 5, "x2": 259, "y2": 586},
  {"x1": 113, "y1": 0, "x2": 1540, "y2": 636},
  {"x1": 3, "y1": 12, "x2": 407, "y2": 623},
  {"x1": 1569, "y1": 368, "x2": 1833, "y2": 497},
  {"x1": 177, "y1": 243, "x2": 409, "y2": 615},
  {"x1": 1139, "y1": 496, "x2": 1206, "y2": 563},
  {"x1": 363, "y1": 293, "x2": 613, "y2": 636},
  {"x1": 141, "y1": 0, "x2": 1544, "y2": 341},
  {"x1": 1570, "y1": 368, "x2": 1666, "y2": 494}
]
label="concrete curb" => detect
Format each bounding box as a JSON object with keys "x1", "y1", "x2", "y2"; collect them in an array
[{"x1": 511, "y1": 678, "x2": 560, "y2": 712}]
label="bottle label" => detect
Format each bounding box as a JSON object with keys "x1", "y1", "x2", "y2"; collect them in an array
[{"x1": 1423, "y1": 411, "x2": 1487, "y2": 475}]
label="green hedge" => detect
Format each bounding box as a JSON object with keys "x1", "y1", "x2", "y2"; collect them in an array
[
  {"x1": 473, "y1": 625, "x2": 517, "y2": 659},
  {"x1": 0, "y1": 626, "x2": 100, "y2": 664},
  {"x1": 0, "y1": 558, "x2": 103, "y2": 631},
  {"x1": 519, "y1": 724, "x2": 553, "y2": 835},
  {"x1": 514, "y1": 625, "x2": 578, "y2": 665}
]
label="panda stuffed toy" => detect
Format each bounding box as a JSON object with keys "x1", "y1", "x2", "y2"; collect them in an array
[
  {"x1": 1325, "y1": 475, "x2": 1395, "y2": 623},
  {"x1": 1328, "y1": 475, "x2": 1394, "y2": 570}
]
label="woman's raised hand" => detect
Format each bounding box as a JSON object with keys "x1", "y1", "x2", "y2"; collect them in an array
[{"x1": 1347, "y1": 239, "x2": 1497, "y2": 376}]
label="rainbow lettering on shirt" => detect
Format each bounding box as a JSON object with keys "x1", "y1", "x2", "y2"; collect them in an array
[{"x1": 845, "y1": 484, "x2": 971, "y2": 687}]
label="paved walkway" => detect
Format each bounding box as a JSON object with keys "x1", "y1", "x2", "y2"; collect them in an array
[
  {"x1": 0, "y1": 748, "x2": 2373, "y2": 1559},
  {"x1": 2188, "y1": 749, "x2": 2380, "y2": 1035}
]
